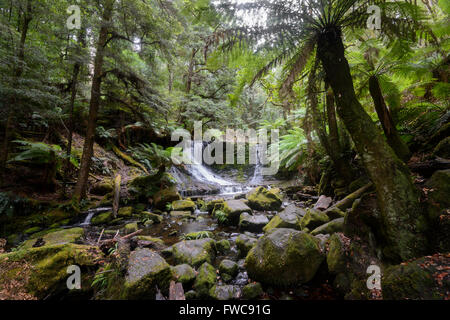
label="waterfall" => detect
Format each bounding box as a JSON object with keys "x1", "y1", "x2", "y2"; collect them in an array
[
  {"x1": 80, "y1": 207, "x2": 112, "y2": 226},
  {"x1": 250, "y1": 143, "x2": 264, "y2": 185}
]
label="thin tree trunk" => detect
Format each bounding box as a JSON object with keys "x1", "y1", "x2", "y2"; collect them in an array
[
  {"x1": 369, "y1": 75, "x2": 411, "y2": 162},
  {"x1": 74, "y1": 0, "x2": 114, "y2": 201},
  {"x1": 317, "y1": 28, "x2": 427, "y2": 262},
  {"x1": 1, "y1": 0, "x2": 32, "y2": 180}
]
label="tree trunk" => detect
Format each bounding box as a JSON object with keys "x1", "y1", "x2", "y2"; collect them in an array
[
  {"x1": 317, "y1": 27, "x2": 427, "y2": 262},
  {"x1": 369, "y1": 75, "x2": 411, "y2": 162},
  {"x1": 74, "y1": 0, "x2": 114, "y2": 200},
  {"x1": 1, "y1": 0, "x2": 32, "y2": 180}
]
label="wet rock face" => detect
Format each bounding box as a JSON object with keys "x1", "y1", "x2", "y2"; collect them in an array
[
  {"x1": 163, "y1": 238, "x2": 216, "y2": 268},
  {"x1": 245, "y1": 228, "x2": 324, "y2": 287},
  {"x1": 382, "y1": 254, "x2": 450, "y2": 300},
  {"x1": 246, "y1": 187, "x2": 282, "y2": 211},
  {"x1": 239, "y1": 213, "x2": 269, "y2": 233},
  {"x1": 123, "y1": 248, "x2": 172, "y2": 299},
  {"x1": 222, "y1": 200, "x2": 252, "y2": 225}
]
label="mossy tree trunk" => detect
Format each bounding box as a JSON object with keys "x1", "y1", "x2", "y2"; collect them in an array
[
  {"x1": 369, "y1": 75, "x2": 411, "y2": 162},
  {"x1": 74, "y1": 0, "x2": 114, "y2": 200},
  {"x1": 317, "y1": 27, "x2": 427, "y2": 262}
]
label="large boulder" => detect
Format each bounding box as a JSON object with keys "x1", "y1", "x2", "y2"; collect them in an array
[
  {"x1": 219, "y1": 259, "x2": 239, "y2": 277},
  {"x1": 19, "y1": 227, "x2": 84, "y2": 250},
  {"x1": 300, "y1": 209, "x2": 330, "y2": 230},
  {"x1": 171, "y1": 200, "x2": 196, "y2": 212},
  {"x1": 239, "y1": 213, "x2": 269, "y2": 232},
  {"x1": 163, "y1": 238, "x2": 216, "y2": 268},
  {"x1": 193, "y1": 262, "x2": 216, "y2": 298},
  {"x1": 311, "y1": 218, "x2": 344, "y2": 236},
  {"x1": 383, "y1": 253, "x2": 450, "y2": 300},
  {"x1": 122, "y1": 248, "x2": 172, "y2": 299},
  {"x1": 0, "y1": 244, "x2": 102, "y2": 299},
  {"x1": 222, "y1": 200, "x2": 252, "y2": 225},
  {"x1": 245, "y1": 228, "x2": 324, "y2": 286},
  {"x1": 246, "y1": 187, "x2": 282, "y2": 211},
  {"x1": 153, "y1": 186, "x2": 181, "y2": 210},
  {"x1": 263, "y1": 204, "x2": 304, "y2": 233}
]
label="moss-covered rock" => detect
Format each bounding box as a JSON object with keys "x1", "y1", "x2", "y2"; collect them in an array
[
  {"x1": 263, "y1": 205, "x2": 304, "y2": 233},
  {"x1": 382, "y1": 254, "x2": 450, "y2": 300},
  {"x1": 326, "y1": 233, "x2": 347, "y2": 274},
  {"x1": 246, "y1": 187, "x2": 282, "y2": 211},
  {"x1": 153, "y1": 186, "x2": 181, "y2": 210},
  {"x1": 193, "y1": 262, "x2": 216, "y2": 298},
  {"x1": 242, "y1": 282, "x2": 263, "y2": 299},
  {"x1": 91, "y1": 211, "x2": 113, "y2": 225},
  {"x1": 236, "y1": 234, "x2": 257, "y2": 258},
  {"x1": 140, "y1": 211, "x2": 163, "y2": 224},
  {"x1": 215, "y1": 239, "x2": 231, "y2": 254},
  {"x1": 171, "y1": 200, "x2": 196, "y2": 212},
  {"x1": 206, "y1": 199, "x2": 225, "y2": 213},
  {"x1": 239, "y1": 213, "x2": 269, "y2": 232},
  {"x1": 172, "y1": 264, "x2": 196, "y2": 287},
  {"x1": 163, "y1": 238, "x2": 216, "y2": 268},
  {"x1": 122, "y1": 248, "x2": 172, "y2": 299},
  {"x1": 311, "y1": 217, "x2": 344, "y2": 236},
  {"x1": 433, "y1": 136, "x2": 450, "y2": 159},
  {"x1": 222, "y1": 200, "x2": 252, "y2": 225},
  {"x1": 19, "y1": 227, "x2": 84, "y2": 250},
  {"x1": 219, "y1": 259, "x2": 238, "y2": 277},
  {"x1": 426, "y1": 169, "x2": 450, "y2": 209},
  {"x1": 0, "y1": 244, "x2": 102, "y2": 299},
  {"x1": 23, "y1": 226, "x2": 42, "y2": 235},
  {"x1": 182, "y1": 231, "x2": 213, "y2": 240},
  {"x1": 245, "y1": 228, "x2": 324, "y2": 286},
  {"x1": 209, "y1": 285, "x2": 242, "y2": 300},
  {"x1": 170, "y1": 211, "x2": 195, "y2": 219},
  {"x1": 90, "y1": 180, "x2": 114, "y2": 196},
  {"x1": 300, "y1": 209, "x2": 330, "y2": 230},
  {"x1": 118, "y1": 206, "x2": 133, "y2": 218},
  {"x1": 124, "y1": 222, "x2": 138, "y2": 234}
]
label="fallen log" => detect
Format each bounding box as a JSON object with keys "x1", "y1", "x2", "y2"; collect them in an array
[{"x1": 327, "y1": 182, "x2": 374, "y2": 212}]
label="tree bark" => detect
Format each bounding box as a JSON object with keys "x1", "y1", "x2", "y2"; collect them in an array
[
  {"x1": 74, "y1": 0, "x2": 114, "y2": 200},
  {"x1": 317, "y1": 27, "x2": 427, "y2": 262},
  {"x1": 369, "y1": 75, "x2": 411, "y2": 162}
]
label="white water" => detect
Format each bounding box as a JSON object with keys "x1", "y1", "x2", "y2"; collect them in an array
[{"x1": 80, "y1": 207, "x2": 112, "y2": 226}]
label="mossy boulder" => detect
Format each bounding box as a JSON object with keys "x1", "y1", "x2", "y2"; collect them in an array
[
  {"x1": 206, "y1": 199, "x2": 225, "y2": 213},
  {"x1": 124, "y1": 222, "x2": 138, "y2": 234},
  {"x1": 122, "y1": 248, "x2": 172, "y2": 299},
  {"x1": 433, "y1": 137, "x2": 450, "y2": 159},
  {"x1": 300, "y1": 209, "x2": 330, "y2": 230},
  {"x1": 171, "y1": 200, "x2": 196, "y2": 212},
  {"x1": 19, "y1": 227, "x2": 84, "y2": 250},
  {"x1": 163, "y1": 238, "x2": 216, "y2": 268},
  {"x1": 239, "y1": 213, "x2": 269, "y2": 232},
  {"x1": 90, "y1": 180, "x2": 114, "y2": 196},
  {"x1": 383, "y1": 254, "x2": 450, "y2": 300},
  {"x1": 326, "y1": 233, "x2": 348, "y2": 274},
  {"x1": 426, "y1": 169, "x2": 450, "y2": 209},
  {"x1": 242, "y1": 282, "x2": 263, "y2": 299},
  {"x1": 140, "y1": 211, "x2": 163, "y2": 224},
  {"x1": 222, "y1": 200, "x2": 252, "y2": 225},
  {"x1": 215, "y1": 239, "x2": 231, "y2": 254},
  {"x1": 236, "y1": 234, "x2": 257, "y2": 258},
  {"x1": 209, "y1": 285, "x2": 242, "y2": 300},
  {"x1": 193, "y1": 262, "x2": 216, "y2": 298},
  {"x1": 219, "y1": 259, "x2": 239, "y2": 277},
  {"x1": 246, "y1": 187, "x2": 282, "y2": 211},
  {"x1": 263, "y1": 204, "x2": 304, "y2": 233},
  {"x1": 245, "y1": 228, "x2": 324, "y2": 287},
  {"x1": 153, "y1": 186, "x2": 181, "y2": 210},
  {"x1": 172, "y1": 264, "x2": 196, "y2": 286},
  {"x1": 0, "y1": 244, "x2": 102, "y2": 299},
  {"x1": 118, "y1": 206, "x2": 133, "y2": 218},
  {"x1": 311, "y1": 218, "x2": 344, "y2": 236},
  {"x1": 128, "y1": 175, "x2": 161, "y2": 201},
  {"x1": 91, "y1": 211, "x2": 113, "y2": 225}
]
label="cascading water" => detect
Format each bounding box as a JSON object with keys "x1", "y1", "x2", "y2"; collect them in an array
[
  {"x1": 250, "y1": 143, "x2": 264, "y2": 185},
  {"x1": 80, "y1": 207, "x2": 112, "y2": 226}
]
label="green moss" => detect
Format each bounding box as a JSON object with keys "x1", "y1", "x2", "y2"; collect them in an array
[
  {"x1": 118, "y1": 206, "x2": 133, "y2": 217},
  {"x1": 19, "y1": 227, "x2": 84, "y2": 250},
  {"x1": 216, "y1": 239, "x2": 231, "y2": 254},
  {"x1": 242, "y1": 282, "x2": 263, "y2": 299},
  {"x1": 219, "y1": 259, "x2": 238, "y2": 277},
  {"x1": 171, "y1": 200, "x2": 196, "y2": 212},
  {"x1": 193, "y1": 262, "x2": 216, "y2": 298},
  {"x1": 246, "y1": 187, "x2": 282, "y2": 211},
  {"x1": 300, "y1": 209, "x2": 330, "y2": 230},
  {"x1": 91, "y1": 211, "x2": 113, "y2": 225},
  {"x1": 172, "y1": 264, "x2": 196, "y2": 286},
  {"x1": 326, "y1": 234, "x2": 347, "y2": 274},
  {"x1": 124, "y1": 222, "x2": 138, "y2": 234}
]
